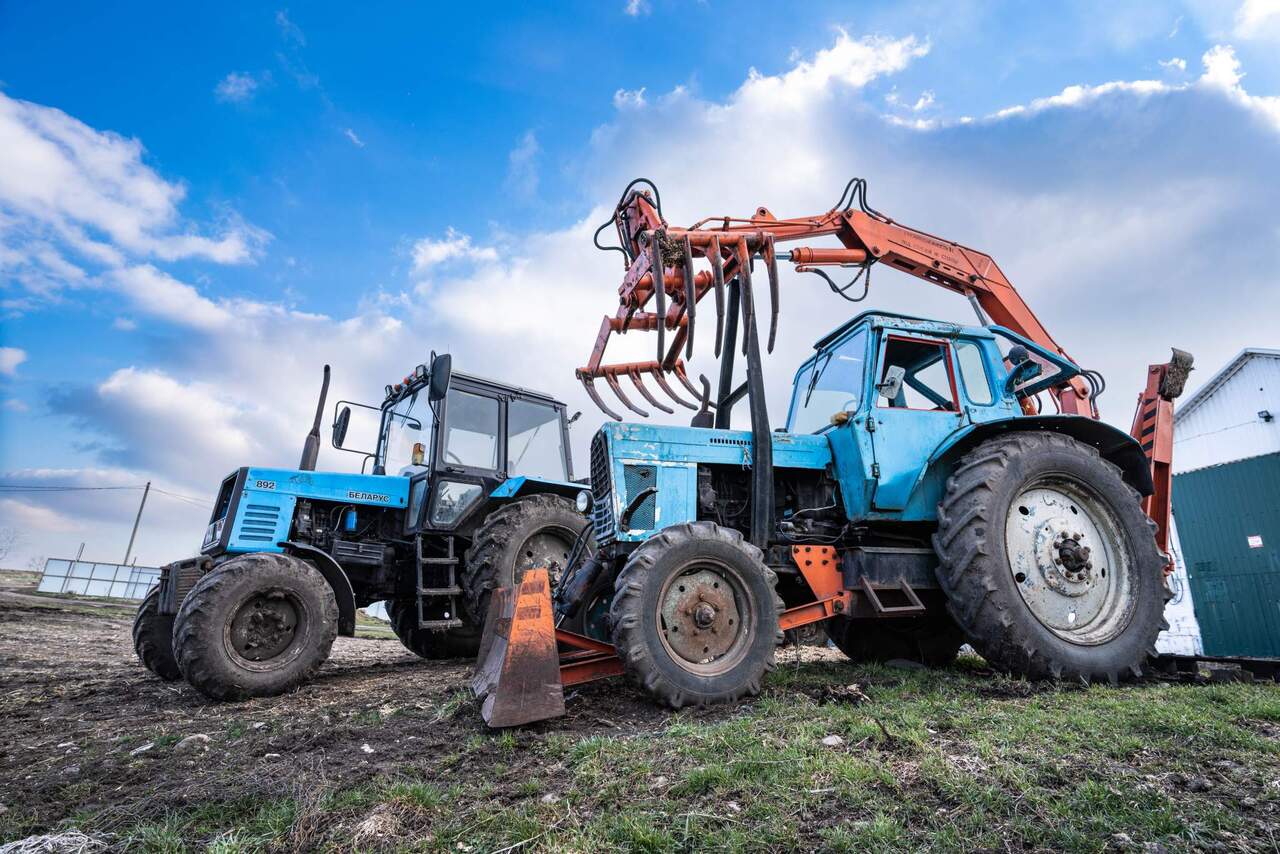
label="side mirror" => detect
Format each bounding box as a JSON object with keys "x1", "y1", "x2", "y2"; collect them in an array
[
  {"x1": 332, "y1": 406, "x2": 352, "y2": 448},
  {"x1": 1004, "y1": 346, "x2": 1043, "y2": 393},
  {"x1": 428, "y1": 353, "x2": 452, "y2": 402},
  {"x1": 877, "y1": 365, "x2": 906, "y2": 403}
]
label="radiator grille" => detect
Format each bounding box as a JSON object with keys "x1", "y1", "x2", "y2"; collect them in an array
[
  {"x1": 622, "y1": 464, "x2": 657, "y2": 530},
  {"x1": 239, "y1": 503, "x2": 282, "y2": 543},
  {"x1": 589, "y1": 431, "x2": 615, "y2": 543}
]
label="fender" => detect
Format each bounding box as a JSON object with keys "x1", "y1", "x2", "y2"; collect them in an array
[
  {"x1": 488, "y1": 475, "x2": 587, "y2": 501},
  {"x1": 929, "y1": 415, "x2": 1155, "y2": 496},
  {"x1": 281, "y1": 541, "x2": 357, "y2": 637}
]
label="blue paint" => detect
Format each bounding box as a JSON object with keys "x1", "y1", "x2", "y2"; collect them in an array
[{"x1": 488, "y1": 475, "x2": 584, "y2": 499}]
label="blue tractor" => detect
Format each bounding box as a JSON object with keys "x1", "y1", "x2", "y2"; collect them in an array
[
  {"x1": 530, "y1": 180, "x2": 1191, "y2": 717},
  {"x1": 133, "y1": 354, "x2": 593, "y2": 700}
]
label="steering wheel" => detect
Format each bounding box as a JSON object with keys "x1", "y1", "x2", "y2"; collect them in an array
[{"x1": 445, "y1": 450, "x2": 464, "y2": 465}]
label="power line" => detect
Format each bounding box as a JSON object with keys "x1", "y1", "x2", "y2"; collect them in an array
[{"x1": 0, "y1": 483, "x2": 211, "y2": 508}]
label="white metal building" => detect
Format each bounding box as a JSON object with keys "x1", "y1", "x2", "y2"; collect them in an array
[{"x1": 1155, "y1": 348, "x2": 1280, "y2": 656}]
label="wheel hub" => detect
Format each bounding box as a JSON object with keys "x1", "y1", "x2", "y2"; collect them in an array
[
  {"x1": 1005, "y1": 481, "x2": 1134, "y2": 644},
  {"x1": 230, "y1": 592, "x2": 298, "y2": 661},
  {"x1": 659, "y1": 568, "x2": 742, "y2": 665}
]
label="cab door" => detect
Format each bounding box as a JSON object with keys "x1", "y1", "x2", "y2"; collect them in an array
[
  {"x1": 422, "y1": 386, "x2": 504, "y2": 531},
  {"x1": 868, "y1": 333, "x2": 967, "y2": 512}
]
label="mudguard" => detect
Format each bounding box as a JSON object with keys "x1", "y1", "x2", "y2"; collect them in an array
[{"x1": 281, "y1": 541, "x2": 357, "y2": 636}]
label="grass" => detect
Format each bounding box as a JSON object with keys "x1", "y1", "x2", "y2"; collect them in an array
[{"x1": 7, "y1": 655, "x2": 1280, "y2": 851}]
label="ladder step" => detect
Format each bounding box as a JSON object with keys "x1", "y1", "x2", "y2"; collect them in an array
[
  {"x1": 418, "y1": 586, "x2": 463, "y2": 596},
  {"x1": 420, "y1": 556, "x2": 460, "y2": 565},
  {"x1": 418, "y1": 617, "x2": 464, "y2": 630}
]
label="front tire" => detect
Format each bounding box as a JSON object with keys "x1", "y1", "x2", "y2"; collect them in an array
[
  {"x1": 386, "y1": 599, "x2": 482, "y2": 659},
  {"x1": 463, "y1": 494, "x2": 591, "y2": 624},
  {"x1": 133, "y1": 588, "x2": 181, "y2": 681},
  {"x1": 610, "y1": 521, "x2": 783, "y2": 709},
  {"x1": 933, "y1": 432, "x2": 1168, "y2": 683},
  {"x1": 173, "y1": 553, "x2": 338, "y2": 700}
]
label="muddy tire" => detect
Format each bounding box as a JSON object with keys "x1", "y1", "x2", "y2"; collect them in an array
[
  {"x1": 386, "y1": 599, "x2": 482, "y2": 659},
  {"x1": 173, "y1": 553, "x2": 338, "y2": 700},
  {"x1": 933, "y1": 432, "x2": 1168, "y2": 683},
  {"x1": 610, "y1": 521, "x2": 783, "y2": 709},
  {"x1": 827, "y1": 615, "x2": 965, "y2": 667},
  {"x1": 133, "y1": 587, "x2": 181, "y2": 681},
  {"x1": 463, "y1": 494, "x2": 591, "y2": 624}
]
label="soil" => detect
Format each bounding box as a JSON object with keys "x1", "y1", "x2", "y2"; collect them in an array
[{"x1": 0, "y1": 591, "x2": 726, "y2": 836}]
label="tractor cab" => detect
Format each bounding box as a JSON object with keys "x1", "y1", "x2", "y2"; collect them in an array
[
  {"x1": 333, "y1": 356, "x2": 578, "y2": 538},
  {"x1": 786, "y1": 311, "x2": 1083, "y2": 521}
]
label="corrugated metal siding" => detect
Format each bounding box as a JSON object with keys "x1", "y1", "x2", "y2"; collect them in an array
[
  {"x1": 1174, "y1": 354, "x2": 1280, "y2": 474},
  {"x1": 1172, "y1": 452, "x2": 1280, "y2": 657}
]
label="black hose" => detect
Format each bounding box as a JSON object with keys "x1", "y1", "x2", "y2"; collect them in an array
[{"x1": 593, "y1": 178, "x2": 664, "y2": 261}]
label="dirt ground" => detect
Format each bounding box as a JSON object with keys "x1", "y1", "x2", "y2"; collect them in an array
[
  {"x1": 0, "y1": 592, "x2": 692, "y2": 839},
  {"x1": 4, "y1": 588, "x2": 1280, "y2": 851}
]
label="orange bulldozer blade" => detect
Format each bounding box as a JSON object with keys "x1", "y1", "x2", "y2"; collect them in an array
[
  {"x1": 471, "y1": 567, "x2": 565, "y2": 727},
  {"x1": 472, "y1": 566, "x2": 625, "y2": 728}
]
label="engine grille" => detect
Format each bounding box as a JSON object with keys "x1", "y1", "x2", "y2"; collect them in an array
[
  {"x1": 239, "y1": 503, "x2": 282, "y2": 543},
  {"x1": 621, "y1": 464, "x2": 657, "y2": 529},
  {"x1": 589, "y1": 431, "x2": 616, "y2": 544}
]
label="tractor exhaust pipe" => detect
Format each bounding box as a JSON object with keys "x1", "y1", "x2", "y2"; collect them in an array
[{"x1": 299, "y1": 364, "x2": 331, "y2": 472}]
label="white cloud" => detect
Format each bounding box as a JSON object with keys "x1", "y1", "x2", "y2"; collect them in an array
[
  {"x1": 0, "y1": 497, "x2": 76, "y2": 533},
  {"x1": 214, "y1": 72, "x2": 262, "y2": 104},
  {"x1": 112, "y1": 265, "x2": 234, "y2": 331},
  {"x1": 623, "y1": 0, "x2": 650, "y2": 16},
  {"x1": 1235, "y1": 0, "x2": 1280, "y2": 37},
  {"x1": 276, "y1": 10, "x2": 306, "y2": 45},
  {"x1": 737, "y1": 31, "x2": 929, "y2": 109},
  {"x1": 1198, "y1": 45, "x2": 1280, "y2": 129},
  {"x1": 613, "y1": 88, "x2": 647, "y2": 109},
  {"x1": 1159, "y1": 57, "x2": 1187, "y2": 72},
  {"x1": 344, "y1": 127, "x2": 365, "y2": 147},
  {"x1": 410, "y1": 228, "x2": 499, "y2": 274},
  {"x1": 505, "y1": 130, "x2": 540, "y2": 199},
  {"x1": 4, "y1": 398, "x2": 29, "y2": 412},
  {"x1": 0, "y1": 347, "x2": 27, "y2": 376},
  {"x1": 112, "y1": 317, "x2": 137, "y2": 331}
]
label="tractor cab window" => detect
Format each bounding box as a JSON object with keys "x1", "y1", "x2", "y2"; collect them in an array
[
  {"x1": 878, "y1": 337, "x2": 958, "y2": 412},
  {"x1": 508, "y1": 399, "x2": 567, "y2": 480},
  {"x1": 381, "y1": 391, "x2": 429, "y2": 474},
  {"x1": 442, "y1": 389, "x2": 500, "y2": 470},
  {"x1": 954, "y1": 339, "x2": 995, "y2": 405},
  {"x1": 788, "y1": 328, "x2": 868, "y2": 434}
]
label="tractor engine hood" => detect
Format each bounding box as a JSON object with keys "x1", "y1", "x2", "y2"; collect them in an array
[{"x1": 201, "y1": 466, "x2": 411, "y2": 556}]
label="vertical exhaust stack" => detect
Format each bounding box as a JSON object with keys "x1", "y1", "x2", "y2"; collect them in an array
[{"x1": 299, "y1": 365, "x2": 331, "y2": 472}]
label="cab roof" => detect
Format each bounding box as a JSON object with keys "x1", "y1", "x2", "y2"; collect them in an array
[{"x1": 812, "y1": 309, "x2": 991, "y2": 351}]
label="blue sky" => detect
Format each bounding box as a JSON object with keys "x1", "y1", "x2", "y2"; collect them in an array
[{"x1": 2, "y1": 1, "x2": 1279, "y2": 568}]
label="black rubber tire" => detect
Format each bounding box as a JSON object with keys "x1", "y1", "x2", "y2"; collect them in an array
[
  {"x1": 385, "y1": 599, "x2": 482, "y2": 659},
  {"x1": 932, "y1": 432, "x2": 1169, "y2": 683},
  {"x1": 609, "y1": 521, "x2": 784, "y2": 709},
  {"x1": 172, "y1": 553, "x2": 338, "y2": 701},
  {"x1": 463, "y1": 494, "x2": 591, "y2": 624},
  {"x1": 827, "y1": 614, "x2": 965, "y2": 667},
  {"x1": 133, "y1": 587, "x2": 181, "y2": 681}
]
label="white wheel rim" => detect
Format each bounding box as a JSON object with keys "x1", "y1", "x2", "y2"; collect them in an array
[{"x1": 1003, "y1": 477, "x2": 1135, "y2": 645}]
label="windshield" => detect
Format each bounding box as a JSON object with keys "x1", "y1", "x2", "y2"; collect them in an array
[
  {"x1": 379, "y1": 391, "x2": 429, "y2": 474},
  {"x1": 788, "y1": 328, "x2": 868, "y2": 434}
]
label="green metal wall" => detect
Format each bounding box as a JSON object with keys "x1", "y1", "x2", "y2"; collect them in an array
[{"x1": 1173, "y1": 452, "x2": 1280, "y2": 657}]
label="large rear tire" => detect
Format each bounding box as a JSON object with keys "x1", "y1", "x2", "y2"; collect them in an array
[
  {"x1": 933, "y1": 432, "x2": 1168, "y2": 683},
  {"x1": 463, "y1": 494, "x2": 591, "y2": 624},
  {"x1": 386, "y1": 598, "x2": 482, "y2": 659},
  {"x1": 827, "y1": 615, "x2": 964, "y2": 667},
  {"x1": 610, "y1": 521, "x2": 783, "y2": 709},
  {"x1": 133, "y1": 588, "x2": 181, "y2": 681},
  {"x1": 173, "y1": 553, "x2": 338, "y2": 700}
]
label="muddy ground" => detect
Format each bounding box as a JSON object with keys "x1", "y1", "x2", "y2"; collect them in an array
[{"x1": 4, "y1": 589, "x2": 1280, "y2": 851}]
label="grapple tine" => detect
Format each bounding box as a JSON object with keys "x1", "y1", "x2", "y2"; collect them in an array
[
  {"x1": 673, "y1": 363, "x2": 704, "y2": 402},
  {"x1": 764, "y1": 234, "x2": 779, "y2": 354},
  {"x1": 628, "y1": 368, "x2": 674, "y2": 414},
  {"x1": 605, "y1": 371, "x2": 650, "y2": 417},
  {"x1": 648, "y1": 231, "x2": 667, "y2": 364},
  {"x1": 681, "y1": 236, "x2": 696, "y2": 360},
  {"x1": 708, "y1": 235, "x2": 725, "y2": 358},
  {"x1": 580, "y1": 374, "x2": 623, "y2": 421},
  {"x1": 737, "y1": 241, "x2": 755, "y2": 357},
  {"x1": 652, "y1": 369, "x2": 699, "y2": 410}
]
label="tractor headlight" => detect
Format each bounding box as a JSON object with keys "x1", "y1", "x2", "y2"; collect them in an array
[{"x1": 575, "y1": 489, "x2": 592, "y2": 514}]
